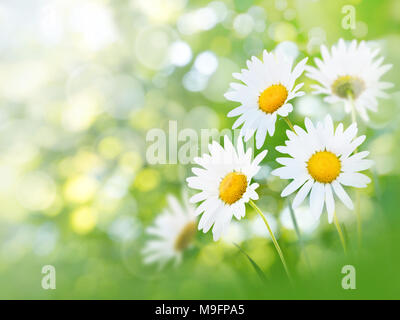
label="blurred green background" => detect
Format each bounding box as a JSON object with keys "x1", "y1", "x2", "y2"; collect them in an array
[{"x1": 0, "y1": 0, "x2": 399, "y2": 299}]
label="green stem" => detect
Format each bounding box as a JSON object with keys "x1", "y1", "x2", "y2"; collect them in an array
[
  {"x1": 350, "y1": 99, "x2": 357, "y2": 125},
  {"x1": 288, "y1": 201, "x2": 313, "y2": 273},
  {"x1": 249, "y1": 200, "x2": 292, "y2": 282},
  {"x1": 282, "y1": 116, "x2": 297, "y2": 134},
  {"x1": 333, "y1": 212, "x2": 347, "y2": 255},
  {"x1": 348, "y1": 92, "x2": 362, "y2": 247},
  {"x1": 355, "y1": 191, "x2": 362, "y2": 248},
  {"x1": 282, "y1": 118, "x2": 313, "y2": 272}
]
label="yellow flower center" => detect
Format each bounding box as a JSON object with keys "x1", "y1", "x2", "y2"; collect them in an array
[
  {"x1": 331, "y1": 75, "x2": 365, "y2": 99},
  {"x1": 307, "y1": 151, "x2": 341, "y2": 183},
  {"x1": 258, "y1": 84, "x2": 288, "y2": 114},
  {"x1": 174, "y1": 221, "x2": 197, "y2": 251},
  {"x1": 219, "y1": 172, "x2": 247, "y2": 205}
]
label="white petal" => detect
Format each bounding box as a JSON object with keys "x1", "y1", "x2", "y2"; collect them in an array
[
  {"x1": 198, "y1": 201, "x2": 222, "y2": 232},
  {"x1": 227, "y1": 105, "x2": 246, "y2": 117},
  {"x1": 281, "y1": 175, "x2": 308, "y2": 197},
  {"x1": 309, "y1": 182, "x2": 325, "y2": 221},
  {"x1": 190, "y1": 192, "x2": 209, "y2": 203},
  {"x1": 292, "y1": 179, "x2": 314, "y2": 208},
  {"x1": 325, "y1": 184, "x2": 335, "y2": 223},
  {"x1": 253, "y1": 150, "x2": 268, "y2": 166},
  {"x1": 341, "y1": 158, "x2": 373, "y2": 172},
  {"x1": 255, "y1": 121, "x2": 268, "y2": 149},
  {"x1": 338, "y1": 172, "x2": 371, "y2": 188},
  {"x1": 212, "y1": 207, "x2": 233, "y2": 241},
  {"x1": 332, "y1": 181, "x2": 354, "y2": 210}
]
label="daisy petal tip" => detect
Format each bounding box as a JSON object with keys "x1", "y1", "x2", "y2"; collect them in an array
[
  {"x1": 270, "y1": 169, "x2": 279, "y2": 177},
  {"x1": 251, "y1": 193, "x2": 259, "y2": 201},
  {"x1": 259, "y1": 149, "x2": 268, "y2": 159},
  {"x1": 291, "y1": 201, "x2": 300, "y2": 209},
  {"x1": 232, "y1": 122, "x2": 240, "y2": 129},
  {"x1": 252, "y1": 182, "x2": 260, "y2": 189},
  {"x1": 189, "y1": 196, "x2": 197, "y2": 204},
  {"x1": 280, "y1": 190, "x2": 289, "y2": 198},
  {"x1": 212, "y1": 232, "x2": 220, "y2": 242}
]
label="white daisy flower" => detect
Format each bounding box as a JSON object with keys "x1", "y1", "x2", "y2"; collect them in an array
[
  {"x1": 187, "y1": 135, "x2": 267, "y2": 241},
  {"x1": 225, "y1": 50, "x2": 308, "y2": 149},
  {"x1": 306, "y1": 39, "x2": 393, "y2": 121},
  {"x1": 142, "y1": 192, "x2": 197, "y2": 268},
  {"x1": 272, "y1": 115, "x2": 373, "y2": 223}
]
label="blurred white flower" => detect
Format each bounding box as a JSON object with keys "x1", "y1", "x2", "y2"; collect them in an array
[
  {"x1": 272, "y1": 115, "x2": 373, "y2": 223},
  {"x1": 280, "y1": 206, "x2": 319, "y2": 235},
  {"x1": 306, "y1": 39, "x2": 393, "y2": 121},
  {"x1": 142, "y1": 193, "x2": 197, "y2": 269},
  {"x1": 225, "y1": 50, "x2": 307, "y2": 149},
  {"x1": 249, "y1": 214, "x2": 277, "y2": 239}
]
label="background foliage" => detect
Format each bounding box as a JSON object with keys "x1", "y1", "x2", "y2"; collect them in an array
[{"x1": 0, "y1": 0, "x2": 399, "y2": 299}]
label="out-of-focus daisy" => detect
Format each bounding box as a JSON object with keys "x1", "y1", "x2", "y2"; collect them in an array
[
  {"x1": 306, "y1": 39, "x2": 393, "y2": 121},
  {"x1": 225, "y1": 50, "x2": 307, "y2": 149},
  {"x1": 272, "y1": 115, "x2": 373, "y2": 223},
  {"x1": 187, "y1": 135, "x2": 267, "y2": 240},
  {"x1": 142, "y1": 193, "x2": 197, "y2": 268}
]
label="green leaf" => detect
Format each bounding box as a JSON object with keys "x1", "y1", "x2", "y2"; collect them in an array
[{"x1": 233, "y1": 242, "x2": 267, "y2": 283}]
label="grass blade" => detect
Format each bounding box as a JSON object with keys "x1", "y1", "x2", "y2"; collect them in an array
[{"x1": 233, "y1": 242, "x2": 267, "y2": 283}]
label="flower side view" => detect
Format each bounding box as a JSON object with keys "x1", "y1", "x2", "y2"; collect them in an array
[
  {"x1": 142, "y1": 193, "x2": 197, "y2": 268},
  {"x1": 187, "y1": 135, "x2": 267, "y2": 241},
  {"x1": 225, "y1": 49, "x2": 308, "y2": 149},
  {"x1": 272, "y1": 115, "x2": 373, "y2": 223},
  {"x1": 306, "y1": 39, "x2": 393, "y2": 121}
]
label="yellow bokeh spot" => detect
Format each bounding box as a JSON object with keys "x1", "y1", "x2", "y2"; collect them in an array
[
  {"x1": 64, "y1": 175, "x2": 98, "y2": 203},
  {"x1": 307, "y1": 151, "x2": 341, "y2": 183},
  {"x1": 258, "y1": 84, "x2": 288, "y2": 114},
  {"x1": 137, "y1": 0, "x2": 185, "y2": 23},
  {"x1": 129, "y1": 109, "x2": 160, "y2": 130},
  {"x1": 98, "y1": 136, "x2": 123, "y2": 159},
  {"x1": 70, "y1": 206, "x2": 97, "y2": 234},
  {"x1": 134, "y1": 168, "x2": 160, "y2": 192},
  {"x1": 119, "y1": 152, "x2": 143, "y2": 174},
  {"x1": 219, "y1": 172, "x2": 247, "y2": 205},
  {"x1": 74, "y1": 151, "x2": 102, "y2": 173},
  {"x1": 273, "y1": 22, "x2": 297, "y2": 42}
]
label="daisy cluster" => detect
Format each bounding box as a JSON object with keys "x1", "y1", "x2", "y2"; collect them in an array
[{"x1": 144, "y1": 39, "x2": 392, "y2": 268}]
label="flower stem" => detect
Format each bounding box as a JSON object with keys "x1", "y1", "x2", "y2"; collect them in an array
[
  {"x1": 288, "y1": 201, "x2": 313, "y2": 273},
  {"x1": 281, "y1": 119, "x2": 313, "y2": 272},
  {"x1": 249, "y1": 200, "x2": 292, "y2": 282},
  {"x1": 346, "y1": 91, "x2": 357, "y2": 124},
  {"x1": 348, "y1": 93, "x2": 362, "y2": 247},
  {"x1": 355, "y1": 191, "x2": 362, "y2": 247},
  {"x1": 282, "y1": 116, "x2": 297, "y2": 134},
  {"x1": 350, "y1": 104, "x2": 356, "y2": 125},
  {"x1": 333, "y1": 212, "x2": 347, "y2": 255}
]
